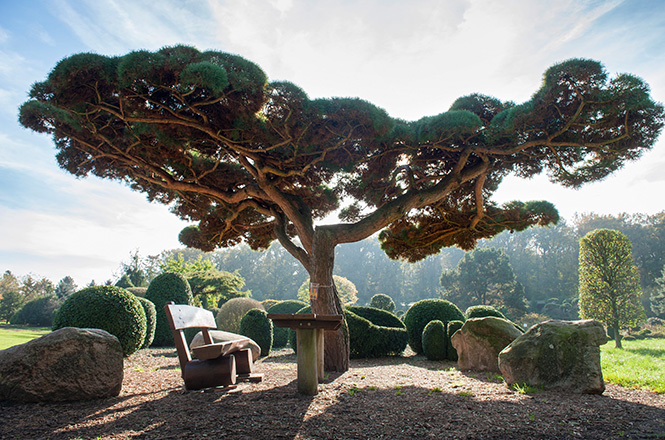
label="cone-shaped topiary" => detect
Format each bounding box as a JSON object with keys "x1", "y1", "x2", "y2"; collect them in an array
[
  {"x1": 239, "y1": 308, "x2": 273, "y2": 357},
  {"x1": 267, "y1": 300, "x2": 307, "y2": 347},
  {"x1": 145, "y1": 272, "x2": 193, "y2": 347},
  {"x1": 403, "y1": 299, "x2": 465, "y2": 354},
  {"x1": 136, "y1": 296, "x2": 156, "y2": 348},
  {"x1": 446, "y1": 319, "x2": 465, "y2": 361},
  {"x1": 53, "y1": 286, "x2": 147, "y2": 356},
  {"x1": 422, "y1": 320, "x2": 447, "y2": 361}
]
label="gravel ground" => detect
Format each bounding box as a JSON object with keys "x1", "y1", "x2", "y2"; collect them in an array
[{"x1": 1, "y1": 348, "x2": 664, "y2": 440}]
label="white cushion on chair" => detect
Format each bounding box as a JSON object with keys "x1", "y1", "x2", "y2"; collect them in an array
[{"x1": 190, "y1": 330, "x2": 260, "y2": 361}]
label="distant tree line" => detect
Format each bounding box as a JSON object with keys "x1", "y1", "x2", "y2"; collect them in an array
[{"x1": 4, "y1": 211, "x2": 665, "y2": 325}]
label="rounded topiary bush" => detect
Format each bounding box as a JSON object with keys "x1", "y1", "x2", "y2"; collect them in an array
[
  {"x1": 422, "y1": 320, "x2": 447, "y2": 361},
  {"x1": 136, "y1": 296, "x2": 156, "y2": 348},
  {"x1": 346, "y1": 306, "x2": 407, "y2": 358},
  {"x1": 239, "y1": 308, "x2": 273, "y2": 357},
  {"x1": 53, "y1": 286, "x2": 147, "y2": 356},
  {"x1": 368, "y1": 294, "x2": 396, "y2": 313},
  {"x1": 10, "y1": 295, "x2": 60, "y2": 327},
  {"x1": 216, "y1": 297, "x2": 264, "y2": 334},
  {"x1": 403, "y1": 299, "x2": 465, "y2": 354},
  {"x1": 145, "y1": 272, "x2": 193, "y2": 347},
  {"x1": 126, "y1": 287, "x2": 147, "y2": 297},
  {"x1": 446, "y1": 319, "x2": 465, "y2": 361},
  {"x1": 465, "y1": 305, "x2": 506, "y2": 319},
  {"x1": 267, "y1": 300, "x2": 308, "y2": 347}
]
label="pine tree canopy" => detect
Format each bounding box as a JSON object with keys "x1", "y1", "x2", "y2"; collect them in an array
[{"x1": 19, "y1": 46, "x2": 665, "y2": 267}]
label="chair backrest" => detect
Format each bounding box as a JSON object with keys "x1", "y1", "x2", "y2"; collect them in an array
[
  {"x1": 164, "y1": 302, "x2": 218, "y2": 372},
  {"x1": 167, "y1": 303, "x2": 217, "y2": 331}
]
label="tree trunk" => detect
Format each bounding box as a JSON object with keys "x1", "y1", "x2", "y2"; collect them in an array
[
  {"x1": 309, "y1": 227, "x2": 350, "y2": 372},
  {"x1": 613, "y1": 324, "x2": 622, "y2": 349}
]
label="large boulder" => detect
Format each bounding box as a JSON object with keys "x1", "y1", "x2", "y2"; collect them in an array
[
  {"x1": 0, "y1": 327, "x2": 124, "y2": 402},
  {"x1": 498, "y1": 319, "x2": 608, "y2": 394},
  {"x1": 451, "y1": 317, "x2": 523, "y2": 372},
  {"x1": 190, "y1": 330, "x2": 261, "y2": 361}
]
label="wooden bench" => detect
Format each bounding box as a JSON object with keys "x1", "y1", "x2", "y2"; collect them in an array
[{"x1": 165, "y1": 302, "x2": 263, "y2": 390}]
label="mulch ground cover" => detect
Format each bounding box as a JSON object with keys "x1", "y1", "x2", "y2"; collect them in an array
[{"x1": 1, "y1": 348, "x2": 663, "y2": 439}]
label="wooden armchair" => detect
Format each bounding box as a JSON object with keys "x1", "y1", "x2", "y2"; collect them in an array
[{"x1": 164, "y1": 302, "x2": 263, "y2": 390}]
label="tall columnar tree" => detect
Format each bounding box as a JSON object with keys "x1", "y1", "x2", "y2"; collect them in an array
[
  {"x1": 579, "y1": 229, "x2": 646, "y2": 348},
  {"x1": 19, "y1": 46, "x2": 664, "y2": 370}
]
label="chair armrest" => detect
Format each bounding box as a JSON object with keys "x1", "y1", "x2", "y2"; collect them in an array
[{"x1": 191, "y1": 339, "x2": 252, "y2": 360}]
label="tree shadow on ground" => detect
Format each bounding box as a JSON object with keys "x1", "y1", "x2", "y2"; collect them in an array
[
  {"x1": 0, "y1": 380, "x2": 314, "y2": 440},
  {"x1": 299, "y1": 384, "x2": 665, "y2": 440}
]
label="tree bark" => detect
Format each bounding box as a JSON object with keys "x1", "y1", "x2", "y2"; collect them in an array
[
  {"x1": 613, "y1": 324, "x2": 622, "y2": 349},
  {"x1": 309, "y1": 227, "x2": 350, "y2": 372}
]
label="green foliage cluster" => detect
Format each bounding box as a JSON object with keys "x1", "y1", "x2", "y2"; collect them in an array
[
  {"x1": 53, "y1": 286, "x2": 147, "y2": 356},
  {"x1": 421, "y1": 320, "x2": 447, "y2": 361},
  {"x1": 345, "y1": 306, "x2": 407, "y2": 358},
  {"x1": 403, "y1": 299, "x2": 465, "y2": 354},
  {"x1": 135, "y1": 296, "x2": 156, "y2": 348},
  {"x1": 579, "y1": 229, "x2": 646, "y2": 347},
  {"x1": 266, "y1": 300, "x2": 307, "y2": 347},
  {"x1": 160, "y1": 253, "x2": 249, "y2": 308},
  {"x1": 145, "y1": 272, "x2": 194, "y2": 347},
  {"x1": 10, "y1": 295, "x2": 60, "y2": 327},
  {"x1": 216, "y1": 297, "x2": 264, "y2": 334},
  {"x1": 239, "y1": 308, "x2": 273, "y2": 357},
  {"x1": 465, "y1": 305, "x2": 506, "y2": 319},
  {"x1": 368, "y1": 294, "x2": 396, "y2": 313}
]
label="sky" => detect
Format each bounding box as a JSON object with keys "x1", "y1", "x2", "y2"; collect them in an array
[{"x1": 1, "y1": 0, "x2": 664, "y2": 287}]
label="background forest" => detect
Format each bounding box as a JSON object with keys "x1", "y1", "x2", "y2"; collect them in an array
[{"x1": 3, "y1": 211, "x2": 665, "y2": 325}]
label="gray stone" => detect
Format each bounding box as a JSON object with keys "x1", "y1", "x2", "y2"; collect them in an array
[
  {"x1": 498, "y1": 319, "x2": 608, "y2": 394},
  {"x1": 0, "y1": 327, "x2": 124, "y2": 402},
  {"x1": 190, "y1": 330, "x2": 260, "y2": 361},
  {"x1": 451, "y1": 317, "x2": 523, "y2": 372}
]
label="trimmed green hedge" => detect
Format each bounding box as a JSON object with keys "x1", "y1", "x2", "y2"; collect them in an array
[
  {"x1": 422, "y1": 320, "x2": 447, "y2": 361},
  {"x1": 239, "y1": 308, "x2": 273, "y2": 357},
  {"x1": 465, "y1": 305, "x2": 506, "y2": 319},
  {"x1": 145, "y1": 272, "x2": 193, "y2": 347},
  {"x1": 53, "y1": 286, "x2": 147, "y2": 356},
  {"x1": 136, "y1": 296, "x2": 156, "y2": 348},
  {"x1": 267, "y1": 300, "x2": 307, "y2": 347},
  {"x1": 346, "y1": 307, "x2": 407, "y2": 358},
  {"x1": 403, "y1": 299, "x2": 465, "y2": 354}
]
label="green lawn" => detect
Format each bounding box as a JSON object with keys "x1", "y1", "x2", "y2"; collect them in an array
[
  {"x1": 600, "y1": 338, "x2": 665, "y2": 393},
  {"x1": 0, "y1": 324, "x2": 51, "y2": 350}
]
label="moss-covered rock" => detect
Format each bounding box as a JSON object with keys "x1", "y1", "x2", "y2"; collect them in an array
[
  {"x1": 451, "y1": 317, "x2": 523, "y2": 372},
  {"x1": 498, "y1": 319, "x2": 608, "y2": 394}
]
